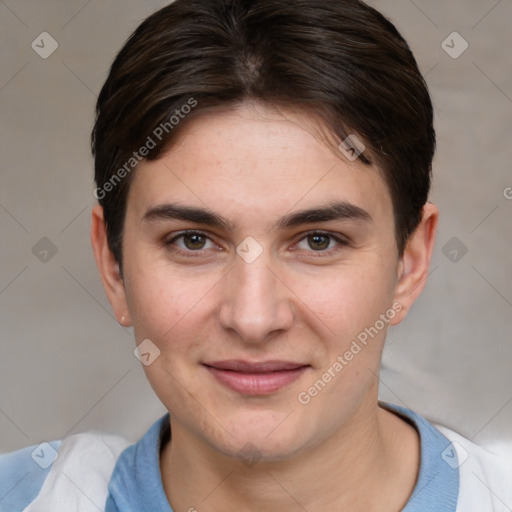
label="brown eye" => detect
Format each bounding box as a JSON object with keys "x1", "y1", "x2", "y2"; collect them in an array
[
  {"x1": 183, "y1": 233, "x2": 207, "y2": 250},
  {"x1": 295, "y1": 231, "x2": 347, "y2": 255},
  {"x1": 165, "y1": 231, "x2": 216, "y2": 253},
  {"x1": 307, "y1": 234, "x2": 331, "y2": 251}
]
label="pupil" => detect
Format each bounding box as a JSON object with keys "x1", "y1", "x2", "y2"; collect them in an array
[
  {"x1": 309, "y1": 234, "x2": 329, "y2": 250},
  {"x1": 185, "y1": 234, "x2": 205, "y2": 250}
]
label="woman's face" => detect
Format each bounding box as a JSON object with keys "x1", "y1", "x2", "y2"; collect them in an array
[{"x1": 109, "y1": 104, "x2": 407, "y2": 461}]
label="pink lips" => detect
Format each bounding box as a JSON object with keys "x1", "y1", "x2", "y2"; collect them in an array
[{"x1": 203, "y1": 360, "x2": 309, "y2": 395}]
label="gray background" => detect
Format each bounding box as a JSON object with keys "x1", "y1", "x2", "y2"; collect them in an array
[{"x1": 0, "y1": 0, "x2": 511, "y2": 452}]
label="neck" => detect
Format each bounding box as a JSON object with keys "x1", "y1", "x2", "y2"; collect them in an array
[{"x1": 160, "y1": 399, "x2": 420, "y2": 512}]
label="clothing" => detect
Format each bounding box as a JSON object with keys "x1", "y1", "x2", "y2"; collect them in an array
[{"x1": 1, "y1": 403, "x2": 510, "y2": 511}]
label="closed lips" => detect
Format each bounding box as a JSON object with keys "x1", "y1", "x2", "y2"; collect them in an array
[{"x1": 203, "y1": 360, "x2": 309, "y2": 372}]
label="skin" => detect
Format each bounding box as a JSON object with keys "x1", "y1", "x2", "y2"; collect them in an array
[{"x1": 91, "y1": 103, "x2": 438, "y2": 511}]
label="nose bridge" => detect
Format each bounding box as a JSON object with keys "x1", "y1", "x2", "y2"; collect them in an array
[{"x1": 219, "y1": 251, "x2": 292, "y2": 342}]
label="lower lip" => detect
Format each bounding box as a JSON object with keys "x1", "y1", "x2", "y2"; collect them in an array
[{"x1": 205, "y1": 366, "x2": 309, "y2": 395}]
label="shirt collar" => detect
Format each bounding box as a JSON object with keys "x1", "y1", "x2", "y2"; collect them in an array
[
  {"x1": 106, "y1": 402, "x2": 459, "y2": 512},
  {"x1": 106, "y1": 414, "x2": 173, "y2": 512},
  {"x1": 380, "y1": 402, "x2": 459, "y2": 511}
]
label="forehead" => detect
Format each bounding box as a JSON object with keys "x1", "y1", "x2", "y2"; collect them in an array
[{"x1": 127, "y1": 105, "x2": 393, "y2": 227}]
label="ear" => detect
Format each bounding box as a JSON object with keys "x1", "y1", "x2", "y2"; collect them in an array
[
  {"x1": 389, "y1": 202, "x2": 439, "y2": 325},
  {"x1": 90, "y1": 205, "x2": 131, "y2": 326}
]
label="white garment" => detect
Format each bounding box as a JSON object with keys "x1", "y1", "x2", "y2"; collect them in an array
[
  {"x1": 435, "y1": 425, "x2": 512, "y2": 512},
  {"x1": 22, "y1": 432, "x2": 129, "y2": 512}
]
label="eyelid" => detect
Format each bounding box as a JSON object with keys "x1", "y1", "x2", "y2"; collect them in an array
[
  {"x1": 293, "y1": 230, "x2": 349, "y2": 254},
  {"x1": 164, "y1": 230, "x2": 220, "y2": 254},
  {"x1": 163, "y1": 229, "x2": 349, "y2": 257},
  {"x1": 298, "y1": 229, "x2": 349, "y2": 243}
]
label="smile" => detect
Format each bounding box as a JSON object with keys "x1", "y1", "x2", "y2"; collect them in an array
[{"x1": 203, "y1": 360, "x2": 310, "y2": 395}]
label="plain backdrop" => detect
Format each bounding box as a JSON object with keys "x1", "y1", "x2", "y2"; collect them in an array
[{"x1": 0, "y1": 0, "x2": 511, "y2": 452}]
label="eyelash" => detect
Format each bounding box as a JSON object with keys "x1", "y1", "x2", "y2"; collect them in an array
[
  {"x1": 164, "y1": 230, "x2": 348, "y2": 258},
  {"x1": 295, "y1": 231, "x2": 348, "y2": 256}
]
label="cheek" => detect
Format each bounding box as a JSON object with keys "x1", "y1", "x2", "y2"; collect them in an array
[
  {"x1": 124, "y1": 258, "x2": 220, "y2": 344},
  {"x1": 291, "y1": 258, "x2": 397, "y2": 341},
  {"x1": 292, "y1": 265, "x2": 394, "y2": 426},
  {"x1": 124, "y1": 267, "x2": 218, "y2": 411}
]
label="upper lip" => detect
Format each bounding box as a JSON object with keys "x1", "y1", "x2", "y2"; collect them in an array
[{"x1": 203, "y1": 360, "x2": 309, "y2": 373}]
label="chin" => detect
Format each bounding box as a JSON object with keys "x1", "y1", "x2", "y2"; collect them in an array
[{"x1": 207, "y1": 411, "x2": 311, "y2": 464}]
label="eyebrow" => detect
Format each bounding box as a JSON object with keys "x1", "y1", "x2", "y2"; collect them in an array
[
  {"x1": 276, "y1": 201, "x2": 372, "y2": 229},
  {"x1": 143, "y1": 204, "x2": 234, "y2": 231},
  {"x1": 142, "y1": 200, "x2": 373, "y2": 231}
]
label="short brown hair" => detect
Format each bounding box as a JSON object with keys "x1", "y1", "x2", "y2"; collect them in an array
[{"x1": 92, "y1": 0, "x2": 435, "y2": 268}]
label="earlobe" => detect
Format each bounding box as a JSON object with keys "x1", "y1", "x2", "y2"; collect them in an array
[
  {"x1": 90, "y1": 205, "x2": 132, "y2": 326},
  {"x1": 389, "y1": 202, "x2": 439, "y2": 326}
]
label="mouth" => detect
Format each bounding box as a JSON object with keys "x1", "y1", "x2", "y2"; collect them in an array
[{"x1": 202, "y1": 360, "x2": 310, "y2": 395}]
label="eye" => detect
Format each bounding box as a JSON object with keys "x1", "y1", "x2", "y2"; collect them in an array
[
  {"x1": 295, "y1": 231, "x2": 347, "y2": 253},
  {"x1": 165, "y1": 231, "x2": 217, "y2": 253}
]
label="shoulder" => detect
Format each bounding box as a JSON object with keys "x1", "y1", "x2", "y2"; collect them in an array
[
  {"x1": 382, "y1": 402, "x2": 512, "y2": 511},
  {"x1": 434, "y1": 423, "x2": 512, "y2": 510},
  {"x1": 0, "y1": 441, "x2": 61, "y2": 512},
  {"x1": 0, "y1": 432, "x2": 130, "y2": 512}
]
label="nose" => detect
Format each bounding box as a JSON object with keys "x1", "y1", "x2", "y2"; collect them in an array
[{"x1": 218, "y1": 251, "x2": 294, "y2": 344}]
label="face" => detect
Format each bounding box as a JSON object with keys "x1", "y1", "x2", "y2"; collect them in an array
[{"x1": 94, "y1": 104, "x2": 430, "y2": 462}]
